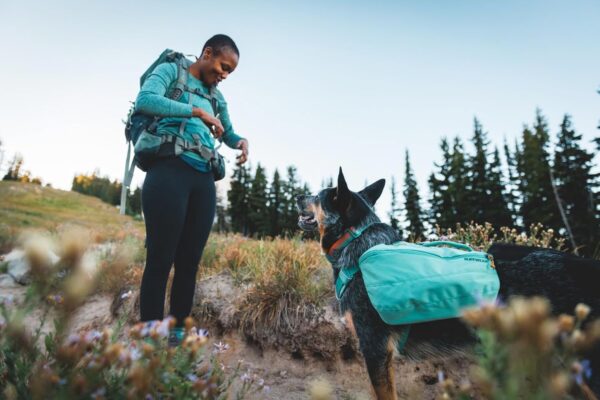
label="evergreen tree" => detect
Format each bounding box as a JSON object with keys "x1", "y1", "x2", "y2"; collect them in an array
[
  {"x1": 214, "y1": 189, "x2": 229, "y2": 233},
  {"x1": 280, "y1": 166, "x2": 302, "y2": 236},
  {"x1": 247, "y1": 163, "x2": 270, "y2": 237},
  {"x1": 325, "y1": 176, "x2": 334, "y2": 188},
  {"x1": 403, "y1": 150, "x2": 425, "y2": 240},
  {"x1": 467, "y1": 118, "x2": 490, "y2": 223},
  {"x1": 486, "y1": 147, "x2": 513, "y2": 228},
  {"x1": 428, "y1": 138, "x2": 454, "y2": 229},
  {"x1": 388, "y1": 176, "x2": 403, "y2": 239},
  {"x1": 448, "y1": 137, "x2": 470, "y2": 224},
  {"x1": 71, "y1": 171, "x2": 121, "y2": 208},
  {"x1": 268, "y1": 169, "x2": 285, "y2": 237},
  {"x1": 127, "y1": 187, "x2": 142, "y2": 216},
  {"x1": 227, "y1": 162, "x2": 251, "y2": 235},
  {"x1": 503, "y1": 139, "x2": 520, "y2": 221},
  {"x1": 553, "y1": 114, "x2": 598, "y2": 254},
  {"x1": 515, "y1": 110, "x2": 561, "y2": 230}
]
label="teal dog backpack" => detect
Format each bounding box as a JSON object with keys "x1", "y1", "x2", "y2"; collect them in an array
[{"x1": 337, "y1": 241, "x2": 500, "y2": 325}]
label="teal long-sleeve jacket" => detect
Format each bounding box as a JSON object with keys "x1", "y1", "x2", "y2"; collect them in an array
[{"x1": 135, "y1": 62, "x2": 244, "y2": 173}]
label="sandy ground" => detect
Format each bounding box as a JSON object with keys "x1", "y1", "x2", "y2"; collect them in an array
[
  {"x1": 218, "y1": 333, "x2": 472, "y2": 400},
  {"x1": 2, "y1": 274, "x2": 474, "y2": 400}
]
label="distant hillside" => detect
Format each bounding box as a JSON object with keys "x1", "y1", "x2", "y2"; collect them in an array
[{"x1": 0, "y1": 181, "x2": 143, "y2": 251}]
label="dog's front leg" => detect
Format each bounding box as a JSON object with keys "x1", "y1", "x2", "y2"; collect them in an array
[{"x1": 352, "y1": 314, "x2": 398, "y2": 400}]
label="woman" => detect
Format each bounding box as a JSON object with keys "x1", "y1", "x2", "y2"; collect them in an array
[{"x1": 135, "y1": 34, "x2": 249, "y2": 345}]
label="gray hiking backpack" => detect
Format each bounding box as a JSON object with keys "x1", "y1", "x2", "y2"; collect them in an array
[{"x1": 120, "y1": 49, "x2": 222, "y2": 215}]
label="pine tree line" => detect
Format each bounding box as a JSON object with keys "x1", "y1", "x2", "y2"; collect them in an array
[
  {"x1": 71, "y1": 172, "x2": 142, "y2": 217},
  {"x1": 399, "y1": 110, "x2": 599, "y2": 256},
  {"x1": 222, "y1": 110, "x2": 599, "y2": 255},
  {"x1": 226, "y1": 163, "x2": 312, "y2": 238}
]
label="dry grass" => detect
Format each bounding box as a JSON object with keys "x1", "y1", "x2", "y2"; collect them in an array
[
  {"x1": 0, "y1": 181, "x2": 146, "y2": 293},
  {"x1": 0, "y1": 181, "x2": 144, "y2": 252},
  {"x1": 200, "y1": 235, "x2": 331, "y2": 339}
]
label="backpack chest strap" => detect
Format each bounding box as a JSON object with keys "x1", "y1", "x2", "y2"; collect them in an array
[
  {"x1": 335, "y1": 264, "x2": 359, "y2": 300},
  {"x1": 327, "y1": 222, "x2": 377, "y2": 300}
]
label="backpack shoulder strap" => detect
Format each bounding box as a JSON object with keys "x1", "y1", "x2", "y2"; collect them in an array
[
  {"x1": 174, "y1": 58, "x2": 192, "y2": 136},
  {"x1": 166, "y1": 58, "x2": 189, "y2": 101}
]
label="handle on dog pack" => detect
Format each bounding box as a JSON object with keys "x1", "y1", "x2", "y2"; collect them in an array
[{"x1": 420, "y1": 241, "x2": 474, "y2": 252}]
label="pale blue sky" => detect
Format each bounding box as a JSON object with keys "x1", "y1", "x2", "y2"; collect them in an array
[{"x1": 1, "y1": 0, "x2": 599, "y2": 220}]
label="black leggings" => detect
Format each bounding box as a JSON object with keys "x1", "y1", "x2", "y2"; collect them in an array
[{"x1": 140, "y1": 157, "x2": 215, "y2": 326}]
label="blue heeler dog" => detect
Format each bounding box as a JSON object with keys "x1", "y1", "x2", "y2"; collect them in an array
[{"x1": 296, "y1": 168, "x2": 600, "y2": 400}]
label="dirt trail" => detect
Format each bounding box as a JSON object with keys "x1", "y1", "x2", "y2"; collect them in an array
[
  {"x1": 5, "y1": 271, "x2": 473, "y2": 399},
  {"x1": 218, "y1": 333, "x2": 471, "y2": 400}
]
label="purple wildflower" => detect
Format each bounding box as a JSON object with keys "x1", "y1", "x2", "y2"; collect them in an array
[
  {"x1": 575, "y1": 359, "x2": 593, "y2": 385},
  {"x1": 213, "y1": 341, "x2": 230, "y2": 354},
  {"x1": 438, "y1": 371, "x2": 445, "y2": 383},
  {"x1": 66, "y1": 334, "x2": 80, "y2": 346},
  {"x1": 156, "y1": 318, "x2": 171, "y2": 338},
  {"x1": 85, "y1": 330, "x2": 102, "y2": 343},
  {"x1": 91, "y1": 387, "x2": 106, "y2": 399},
  {"x1": 129, "y1": 346, "x2": 141, "y2": 361},
  {"x1": 198, "y1": 328, "x2": 209, "y2": 338}
]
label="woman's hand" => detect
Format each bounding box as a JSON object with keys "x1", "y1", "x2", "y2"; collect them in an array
[
  {"x1": 236, "y1": 139, "x2": 249, "y2": 165},
  {"x1": 192, "y1": 107, "x2": 224, "y2": 139}
]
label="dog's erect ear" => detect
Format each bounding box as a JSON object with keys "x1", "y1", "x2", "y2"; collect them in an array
[
  {"x1": 335, "y1": 167, "x2": 352, "y2": 211},
  {"x1": 359, "y1": 179, "x2": 385, "y2": 207}
]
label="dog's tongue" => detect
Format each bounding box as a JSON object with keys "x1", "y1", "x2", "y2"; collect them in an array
[{"x1": 300, "y1": 215, "x2": 315, "y2": 224}]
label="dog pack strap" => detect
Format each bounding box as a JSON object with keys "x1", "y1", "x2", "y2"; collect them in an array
[
  {"x1": 420, "y1": 241, "x2": 474, "y2": 252},
  {"x1": 335, "y1": 264, "x2": 359, "y2": 300},
  {"x1": 396, "y1": 325, "x2": 411, "y2": 353}
]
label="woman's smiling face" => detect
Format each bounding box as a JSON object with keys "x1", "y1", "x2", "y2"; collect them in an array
[{"x1": 199, "y1": 46, "x2": 238, "y2": 87}]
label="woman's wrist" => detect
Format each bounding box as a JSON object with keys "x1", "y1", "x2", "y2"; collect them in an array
[{"x1": 192, "y1": 107, "x2": 206, "y2": 118}]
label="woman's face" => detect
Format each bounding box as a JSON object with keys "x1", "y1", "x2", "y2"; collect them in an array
[{"x1": 199, "y1": 47, "x2": 239, "y2": 87}]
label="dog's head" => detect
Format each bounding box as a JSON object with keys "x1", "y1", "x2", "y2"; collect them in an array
[{"x1": 296, "y1": 167, "x2": 385, "y2": 252}]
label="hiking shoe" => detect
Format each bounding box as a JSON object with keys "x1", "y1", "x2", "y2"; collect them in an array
[{"x1": 168, "y1": 327, "x2": 185, "y2": 347}]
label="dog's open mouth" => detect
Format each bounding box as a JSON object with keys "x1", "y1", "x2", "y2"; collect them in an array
[{"x1": 298, "y1": 213, "x2": 318, "y2": 231}]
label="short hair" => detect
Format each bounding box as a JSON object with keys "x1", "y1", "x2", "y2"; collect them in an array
[{"x1": 202, "y1": 34, "x2": 239, "y2": 57}]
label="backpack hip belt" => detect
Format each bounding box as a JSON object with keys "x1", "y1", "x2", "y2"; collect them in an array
[{"x1": 156, "y1": 133, "x2": 218, "y2": 161}]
